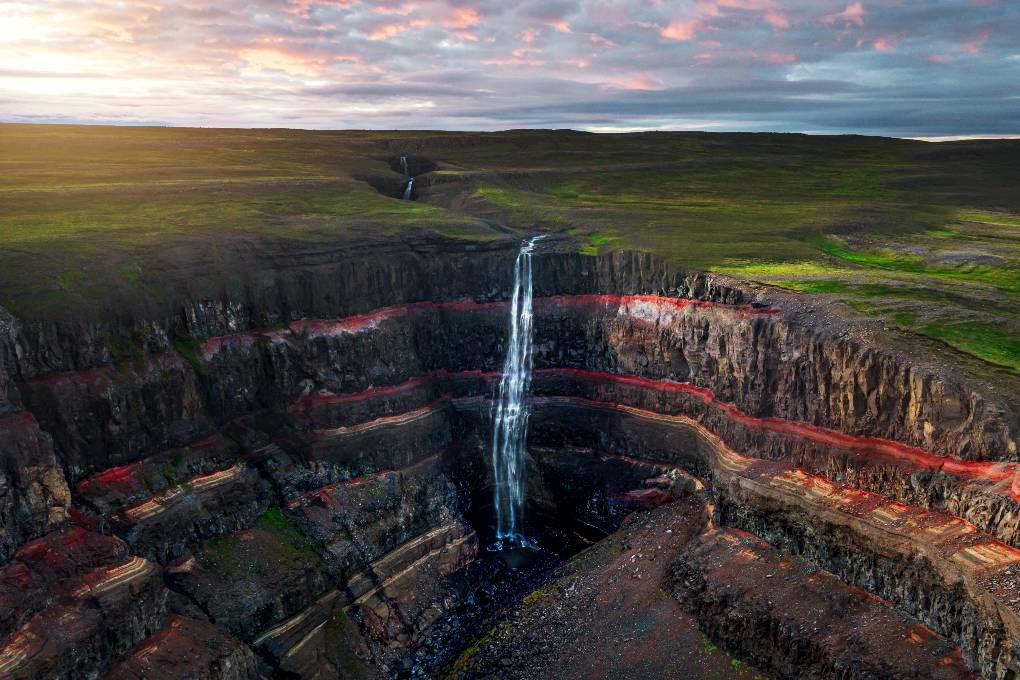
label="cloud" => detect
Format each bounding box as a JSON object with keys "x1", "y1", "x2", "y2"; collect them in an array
[
  {"x1": 661, "y1": 19, "x2": 702, "y2": 41},
  {"x1": 0, "y1": 0, "x2": 1017, "y2": 136},
  {"x1": 764, "y1": 11, "x2": 790, "y2": 29},
  {"x1": 961, "y1": 28, "x2": 992, "y2": 53},
  {"x1": 824, "y1": 2, "x2": 865, "y2": 27}
]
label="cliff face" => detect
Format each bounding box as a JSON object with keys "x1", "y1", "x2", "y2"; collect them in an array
[{"x1": 0, "y1": 241, "x2": 1017, "y2": 679}]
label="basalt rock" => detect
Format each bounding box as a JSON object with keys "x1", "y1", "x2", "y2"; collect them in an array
[
  {"x1": 0, "y1": 411, "x2": 70, "y2": 562},
  {"x1": 1, "y1": 243, "x2": 1019, "y2": 678}
]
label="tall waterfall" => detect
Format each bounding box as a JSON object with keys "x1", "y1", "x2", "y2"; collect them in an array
[
  {"x1": 490, "y1": 235, "x2": 545, "y2": 550},
  {"x1": 402, "y1": 177, "x2": 414, "y2": 200},
  {"x1": 399, "y1": 154, "x2": 409, "y2": 176}
]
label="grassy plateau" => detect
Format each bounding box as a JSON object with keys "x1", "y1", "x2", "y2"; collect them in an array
[{"x1": 1, "y1": 124, "x2": 1019, "y2": 382}]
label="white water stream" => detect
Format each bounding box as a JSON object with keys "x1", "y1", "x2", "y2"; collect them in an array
[{"x1": 490, "y1": 235, "x2": 545, "y2": 549}]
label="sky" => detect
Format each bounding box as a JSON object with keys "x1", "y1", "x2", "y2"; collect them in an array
[{"x1": 1, "y1": 0, "x2": 1018, "y2": 136}]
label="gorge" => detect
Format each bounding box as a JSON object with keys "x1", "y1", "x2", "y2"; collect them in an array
[
  {"x1": 1, "y1": 126, "x2": 1018, "y2": 680},
  {"x1": 1, "y1": 240, "x2": 1018, "y2": 679}
]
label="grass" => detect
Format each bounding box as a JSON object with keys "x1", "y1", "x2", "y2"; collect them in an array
[
  {"x1": 816, "y1": 235, "x2": 1020, "y2": 296},
  {"x1": 576, "y1": 231, "x2": 619, "y2": 256},
  {"x1": 2, "y1": 124, "x2": 1019, "y2": 383},
  {"x1": 918, "y1": 321, "x2": 1020, "y2": 370}
]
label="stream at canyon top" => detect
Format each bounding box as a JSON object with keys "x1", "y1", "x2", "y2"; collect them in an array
[{"x1": 489, "y1": 235, "x2": 546, "y2": 552}]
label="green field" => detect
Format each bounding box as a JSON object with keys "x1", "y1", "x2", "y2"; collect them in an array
[{"x1": 1, "y1": 124, "x2": 1018, "y2": 376}]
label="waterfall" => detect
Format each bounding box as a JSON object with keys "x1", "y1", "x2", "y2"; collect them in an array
[
  {"x1": 399, "y1": 154, "x2": 409, "y2": 176},
  {"x1": 490, "y1": 235, "x2": 545, "y2": 550},
  {"x1": 402, "y1": 177, "x2": 414, "y2": 200}
]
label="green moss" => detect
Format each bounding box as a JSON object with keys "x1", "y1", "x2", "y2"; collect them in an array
[
  {"x1": 444, "y1": 623, "x2": 501, "y2": 679},
  {"x1": 102, "y1": 329, "x2": 148, "y2": 376},
  {"x1": 325, "y1": 608, "x2": 348, "y2": 632},
  {"x1": 173, "y1": 337, "x2": 204, "y2": 372},
  {"x1": 257, "y1": 507, "x2": 319, "y2": 557},
  {"x1": 364, "y1": 480, "x2": 388, "y2": 498},
  {"x1": 521, "y1": 584, "x2": 557, "y2": 610},
  {"x1": 159, "y1": 454, "x2": 186, "y2": 484},
  {"x1": 203, "y1": 535, "x2": 242, "y2": 572}
]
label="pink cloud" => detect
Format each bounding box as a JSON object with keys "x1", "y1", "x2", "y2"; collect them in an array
[
  {"x1": 605, "y1": 74, "x2": 662, "y2": 90},
  {"x1": 872, "y1": 36, "x2": 896, "y2": 51},
  {"x1": 286, "y1": 0, "x2": 361, "y2": 17},
  {"x1": 483, "y1": 56, "x2": 546, "y2": 66},
  {"x1": 512, "y1": 47, "x2": 541, "y2": 58},
  {"x1": 695, "y1": 0, "x2": 723, "y2": 17},
  {"x1": 764, "y1": 10, "x2": 789, "y2": 29},
  {"x1": 927, "y1": 53, "x2": 952, "y2": 64},
  {"x1": 961, "y1": 28, "x2": 992, "y2": 53},
  {"x1": 588, "y1": 33, "x2": 618, "y2": 48},
  {"x1": 362, "y1": 3, "x2": 477, "y2": 40},
  {"x1": 696, "y1": 0, "x2": 788, "y2": 30},
  {"x1": 373, "y1": 2, "x2": 415, "y2": 16},
  {"x1": 765, "y1": 50, "x2": 796, "y2": 64},
  {"x1": 367, "y1": 22, "x2": 406, "y2": 39},
  {"x1": 717, "y1": 0, "x2": 777, "y2": 9},
  {"x1": 823, "y1": 2, "x2": 865, "y2": 27},
  {"x1": 240, "y1": 47, "x2": 330, "y2": 76},
  {"x1": 661, "y1": 19, "x2": 701, "y2": 41},
  {"x1": 548, "y1": 19, "x2": 572, "y2": 34},
  {"x1": 563, "y1": 58, "x2": 590, "y2": 68},
  {"x1": 519, "y1": 27, "x2": 541, "y2": 43},
  {"x1": 445, "y1": 7, "x2": 479, "y2": 29}
]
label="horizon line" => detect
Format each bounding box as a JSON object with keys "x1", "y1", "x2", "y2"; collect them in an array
[{"x1": 3, "y1": 120, "x2": 1020, "y2": 142}]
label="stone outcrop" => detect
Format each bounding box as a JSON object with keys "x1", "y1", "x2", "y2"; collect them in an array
[{"x1": 105, "y1": 616, "x2": 261, "y2": 680}]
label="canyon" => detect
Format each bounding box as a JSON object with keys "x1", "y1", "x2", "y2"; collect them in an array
[{"x1": 0, "y1": 235, "x2": 1018, "y2": 679}]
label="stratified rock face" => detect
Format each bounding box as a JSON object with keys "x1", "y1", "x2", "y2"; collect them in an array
[
  {"x1": 21, "y1": 355, "x2": 206, "y2": 483},
  {"x1": 105, "y1": 616, "x2": 261, "y2": 680},
  {"x1": 0, "y1": 242, "x2": 1017, "y2": 679},
  {"x1": 0, "y1": 530, "x2": 167, "y2": 680},
  {"x1": 669, "y1": 526, "x2": 977, "y2": 680}
]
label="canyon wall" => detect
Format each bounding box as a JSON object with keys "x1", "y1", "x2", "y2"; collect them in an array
[{"x1": 0, "y1": 239, "x2": 1017, "y2": 678}]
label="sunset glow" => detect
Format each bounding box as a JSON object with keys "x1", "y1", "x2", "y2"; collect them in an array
[{"x1": 0, "y1": 1, "x2": 1017, "y2": 134}]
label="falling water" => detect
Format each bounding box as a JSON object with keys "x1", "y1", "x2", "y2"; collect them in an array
[
  {"x1": 490, "y1": 235, "x2": 545, "y2": 550},
  {"x1": 402, "y1": 177, "x2": 414, "y2": 200},
  {"x1": 399, "y1": 154, "x2": 409, "y2": 176}
]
